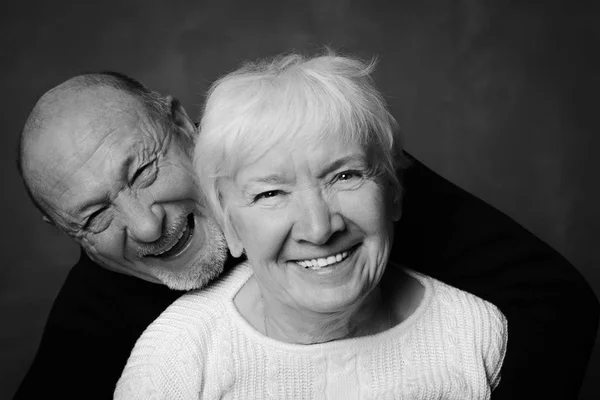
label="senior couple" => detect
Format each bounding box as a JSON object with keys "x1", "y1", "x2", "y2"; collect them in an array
[{"x1": 17, "y1": 52, "x2": 598, "y2": 399}]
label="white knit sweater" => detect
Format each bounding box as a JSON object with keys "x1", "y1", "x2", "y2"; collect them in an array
[{"x1": 115, "y1": 263, "x2": 507, "y2": 400}]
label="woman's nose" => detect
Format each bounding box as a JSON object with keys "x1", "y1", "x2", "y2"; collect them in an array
[
  {"x1": 292, "y1": 190, "x2": 345, "y2": 245},
  {"x1": 120, "y1": 197, "x2": 165, "y2": 243}
]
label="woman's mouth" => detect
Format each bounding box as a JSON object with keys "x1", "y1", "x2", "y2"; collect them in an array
[{"x1": 295, "y1": 246, "x2": 356, "y2": 270}]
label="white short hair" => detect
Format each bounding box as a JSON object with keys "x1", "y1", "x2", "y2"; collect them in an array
[{"x1": 195, "y1": 51, "x2": 407, "y2": 226}]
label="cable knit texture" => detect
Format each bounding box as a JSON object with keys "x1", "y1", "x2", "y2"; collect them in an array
[{"x1": 115, "y1": 262, "x2": 507, "y2": 400}]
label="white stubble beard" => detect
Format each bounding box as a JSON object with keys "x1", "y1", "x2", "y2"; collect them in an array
[{"x1": 151, "y1": 218, "x2": 229, "y2": 291}]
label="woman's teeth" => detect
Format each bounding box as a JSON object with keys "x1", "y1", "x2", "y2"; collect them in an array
[{"x1": 297, "y1": 251, "x2": 349, "y2": 270}]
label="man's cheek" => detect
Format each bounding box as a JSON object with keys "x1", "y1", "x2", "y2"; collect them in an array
[{"x1": 80, "y1": 235, "x2": 110, "y2": 259}]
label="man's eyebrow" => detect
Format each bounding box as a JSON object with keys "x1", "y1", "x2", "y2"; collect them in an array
[
  {"x1": 71, "y1": 155, "x2": 136, "y2": 216},
  {"x1": 72, "y1": 195, "x2": 111, "y2": 217}
]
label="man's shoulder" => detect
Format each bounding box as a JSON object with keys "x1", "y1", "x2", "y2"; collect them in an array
[
  {"x1": 133, "y1": 263, "x2": 252, "y2": 351},
  {"x1": 45, "y1": 250, "x2": 182, "y2": 335}
]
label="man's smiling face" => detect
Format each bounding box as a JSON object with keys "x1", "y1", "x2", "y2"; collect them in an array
[{"x1": 29, "y1": 87, "x2": 227, "y2": 290}]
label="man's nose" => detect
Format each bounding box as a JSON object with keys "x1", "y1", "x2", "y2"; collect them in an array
[
  {"x1": 291, "y1": 189, "x2": 345, "y2": 245},
  {"x1": 119, "y1": 196, "x2": 165, "y2": 243}
]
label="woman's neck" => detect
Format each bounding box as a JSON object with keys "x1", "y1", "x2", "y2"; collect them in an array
[
  {"x1": 261, "y1": 287, "x2": 391, "y2": 344},
  {"x1": 234, "y1": 265, "x2": 424, "y2": 345}
]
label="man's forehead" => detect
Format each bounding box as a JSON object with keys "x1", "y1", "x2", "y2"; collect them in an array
[{"x1": 41, "y1": 123, "x2": 162, "y2": 216}]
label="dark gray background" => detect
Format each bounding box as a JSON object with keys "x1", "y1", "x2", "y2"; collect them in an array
[{"x1": 1, "y1": 0, "x2": 598, "y2": 398}]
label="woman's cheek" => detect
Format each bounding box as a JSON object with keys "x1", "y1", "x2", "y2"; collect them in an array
[{"x1": 246, "y1": 212, "x2": 290, "y2": 262}]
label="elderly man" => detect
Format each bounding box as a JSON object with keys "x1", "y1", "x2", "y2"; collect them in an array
[{"x1": 16, "y1": 72, "x2": 598, "y2": 399}]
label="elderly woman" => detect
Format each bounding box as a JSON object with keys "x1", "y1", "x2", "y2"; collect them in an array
[{"x1": 115, "y1": 53, "x2": 507, "y2": 399}]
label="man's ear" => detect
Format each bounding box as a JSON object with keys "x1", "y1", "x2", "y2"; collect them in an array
[
  {"x1": 42, "y1": 216, "x2": 55, "y2": 226},
  {"x1": 223, "y1": 217, "x2": 244, "y2": 258},
  {"x1": 166, "y1": 95, "x2": 197, "y2": 139}
]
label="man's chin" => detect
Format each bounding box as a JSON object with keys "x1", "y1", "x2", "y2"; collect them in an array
[
  {"x1": 156, "y1": 263, "x2": 223, "y2": 291},
  {"x1": 152, "y1": 230, "x2": 228, "y2": 291}
]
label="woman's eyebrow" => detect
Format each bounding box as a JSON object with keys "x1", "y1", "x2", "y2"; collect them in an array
[
  {"x1": 240, "y1": 174, "x2": 293, "y2": 195},
  {"x1": 246, "y1": 174, "x2": 290, "y2": 185},
  {"x1": 317, "y1": 154, "x2": 367, "y2": 178}
]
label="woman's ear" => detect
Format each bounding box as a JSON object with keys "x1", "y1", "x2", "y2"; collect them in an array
[
  {"x1": 166, "y1": 95, "x2": 197, "y2": 139},
  {"x1": 223, "y1": 215, "x2": 244, "y2": 258},
  {"x1": 390, "y1": 183, "x2": 403, "y2": 222},
  {"x1": 392, "y1": 198, "x2": 403, "y2": 222}
]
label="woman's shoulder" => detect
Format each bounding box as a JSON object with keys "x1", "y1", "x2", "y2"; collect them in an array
[
  {"x1": 386, "y1": 264, "x2": 508, "y2": 392},
  {"x1": 387, "y1": 264, "x2": 507, "y2": 342},
  {"x1": 410, "y1": 269, "x2": 508, "y2": 388}
]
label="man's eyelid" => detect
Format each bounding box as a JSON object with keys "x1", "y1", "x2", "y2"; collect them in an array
[
  {"x1": 83, "y1": 206, "x2": 106, "y2": 227},
  {"x1": 130, "y1": 160, "x2": 157, "y2": 185}
]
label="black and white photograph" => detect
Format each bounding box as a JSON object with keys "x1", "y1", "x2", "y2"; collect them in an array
[{"x1": 2, "y1": 1, "x2": 599, "y2": 399}]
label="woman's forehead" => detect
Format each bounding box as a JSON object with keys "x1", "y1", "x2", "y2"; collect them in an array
[{"x1": 233, "y1": 139, "x2": 369, "y2": 179}]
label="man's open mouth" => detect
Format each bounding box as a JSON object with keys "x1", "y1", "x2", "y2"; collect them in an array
[{"x1": 148, "y1": 214, "x2": 195, "y2": 259}]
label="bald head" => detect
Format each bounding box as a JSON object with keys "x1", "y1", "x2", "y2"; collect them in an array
[
  {"x1": 17, "y1": 73, "x2": 224, "y2": 289},
  {"x1": 18, "y1": 73, "x2": 173, "y2": 226}
]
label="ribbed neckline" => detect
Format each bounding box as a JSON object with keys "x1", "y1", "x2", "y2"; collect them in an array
[{"x1": 221, "y1": 262, "x2": 434, "y2": 354}]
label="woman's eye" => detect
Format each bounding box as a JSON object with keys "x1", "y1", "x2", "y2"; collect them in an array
[
  {"x1": 335, "y1": 171, "x2": 362, "y2": 182},
  {"x1": 254, "y1": 190, "x2": 283, "y2": 202}
]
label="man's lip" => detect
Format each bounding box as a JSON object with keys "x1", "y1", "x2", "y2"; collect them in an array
[{"x1": 145, "y1": 213, "x2": 195, "y2": 259}]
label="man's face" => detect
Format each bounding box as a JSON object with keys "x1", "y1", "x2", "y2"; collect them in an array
[{"x1": 36, "y1": 101, "x2": 226, "y2": 290}]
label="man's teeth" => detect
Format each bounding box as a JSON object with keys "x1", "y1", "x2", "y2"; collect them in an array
[
  {"x1": 153, "y1": 224, "x2": 188, "y2": 256},
  {"x1": 297, "y1": 251, "x2": 349, "y2": 270}
]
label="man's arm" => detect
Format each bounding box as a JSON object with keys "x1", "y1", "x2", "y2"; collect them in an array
[
  {"x1": 15, "y1": 326, "x2": 133, "y2": 399},
  {"x1": 14, "y1": 251, "x2": 183, "y2": 400},
  {"x1": 392, "y1": 153, "x2": 599, "y2": 399}
]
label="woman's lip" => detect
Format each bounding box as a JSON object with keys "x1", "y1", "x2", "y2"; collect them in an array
[
  {"x1": 295, "y1": 244, "x2": 359, "y2": 273},
  {"x1": 290, "y1": 243, "x2": 360, "y2": 263}
]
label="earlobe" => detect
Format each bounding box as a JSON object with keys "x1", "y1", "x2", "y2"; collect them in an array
[
  {"x1": 391, "y1": 193, "x2": 403, "y2": 222},
  {"x1": 223, "y1": 217, "x2": 244, "y2": 258},
  {"x1": 42, "y1": 216, "x2": 55, "y2": 226},
  {"x1": 392, "y1": 206, "x2": 402, "y2": 222},
  {"x1": 166, "y1": 95, "x2": 197, "y2": 139}
]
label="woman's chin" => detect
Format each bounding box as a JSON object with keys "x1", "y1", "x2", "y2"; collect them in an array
[{"x1": 289, "y1": 282, "x2": 367, "y2": 313}]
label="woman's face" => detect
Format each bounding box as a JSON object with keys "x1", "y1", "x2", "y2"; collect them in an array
[{"x1": 221, "y1": 136, "x2": 400, "y2": 314}]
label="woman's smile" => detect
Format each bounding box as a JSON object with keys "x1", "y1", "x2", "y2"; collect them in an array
[
  {"x1": 295, "y1": 248, "x2": 351, "y2": 269},
  {"x1": 285, "y1": 243, "x2": 365, "y2": 288},
  {"x1": 291, "y1": 243, "x2": 360, "y2": 271}
]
